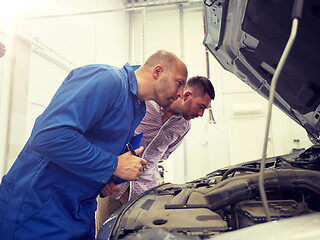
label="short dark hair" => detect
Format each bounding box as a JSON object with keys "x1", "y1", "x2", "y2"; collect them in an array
[{"x1": 185, "y1": 76, "x2": 215, "y2": 100}]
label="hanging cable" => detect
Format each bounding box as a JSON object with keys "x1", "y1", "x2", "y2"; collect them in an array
[{"x1": 259, "y1": 0, "x2": 304, "y2": 222}]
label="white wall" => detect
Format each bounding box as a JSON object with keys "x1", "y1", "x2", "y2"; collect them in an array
[
  {"x1": 205, "y1": 53, "x2": 312, "y2": 174},
  {"x1": 0, "y1": 31, "x2": 12, "y2": 176},
  {"x1": 0, "y1": 0, "x2": 129, "y2": 175}
]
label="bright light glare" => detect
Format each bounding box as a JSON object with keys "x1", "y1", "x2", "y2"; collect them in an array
[{"x1": 0, "y1": 0, "x2": 41, "y2": 28}]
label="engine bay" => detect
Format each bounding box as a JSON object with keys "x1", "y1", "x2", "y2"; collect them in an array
[{"x1": 102, "y1": 145, "x2": 320, "y2": 239}]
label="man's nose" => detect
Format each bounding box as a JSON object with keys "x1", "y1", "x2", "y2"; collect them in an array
[
  {"x1": 176, "y1": 87, "x2": 183, "y2": 98},
  {"x1": 198, "y1": 109, "x2": 205, "y2": 117}
]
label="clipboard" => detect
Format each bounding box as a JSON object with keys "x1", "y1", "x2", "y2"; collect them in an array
[{"x1": 111, "y1": 132, "x2": 144, "y2": 184}]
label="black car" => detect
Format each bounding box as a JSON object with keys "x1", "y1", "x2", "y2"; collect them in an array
[{"x1": 97, "y1": 0, "x2": 320, "y2": 239}]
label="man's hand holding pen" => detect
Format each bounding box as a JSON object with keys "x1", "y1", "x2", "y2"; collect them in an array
[
  {"x1": 114, "y1": 146, "x2": 146, "y2": 181},
  {"x1": 126, "y1": 143, "x2": 145, "y2": 172}
]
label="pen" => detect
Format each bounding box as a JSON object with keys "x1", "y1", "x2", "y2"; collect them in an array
[
  {"x1": 126, "y1": 143, "x2": 136, "y2": 156},
  {"x1": 126, "y1": 143, "x2": 144, "y2": 172}
]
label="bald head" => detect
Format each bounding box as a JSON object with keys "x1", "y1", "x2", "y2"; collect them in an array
[
  {"x1": 141, "y1": 50, "x2": 182, "y2": 73},
  {"x1": 135, "y1": 50, "x2": 188, "y2": 107}
]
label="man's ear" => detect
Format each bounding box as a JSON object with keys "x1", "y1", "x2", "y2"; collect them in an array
[
  {"x1": 183, "y1": 90, "x2": 192, "y2": 101},
  {"x1": 153, "y1": 65, "x2": 163, "y2": 80}
]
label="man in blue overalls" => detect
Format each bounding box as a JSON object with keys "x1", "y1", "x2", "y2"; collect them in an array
[{"x1": 0, "y1": 50, "x2": 188, "y2": 239}]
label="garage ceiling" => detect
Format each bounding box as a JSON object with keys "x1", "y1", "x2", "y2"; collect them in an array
[{"x1": 122, "y1": 0, "x2": 201, "y2": 8}]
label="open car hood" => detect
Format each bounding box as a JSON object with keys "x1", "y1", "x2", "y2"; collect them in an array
[{"x1": 203, "y1": 0, "x2": 320, "y2": 143}]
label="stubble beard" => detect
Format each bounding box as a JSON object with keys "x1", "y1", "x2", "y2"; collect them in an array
[
  {"x1": 182, "y1": 100, "x2": 192, "y2": 120},
  {"x1": 155, "y1": 90, "x2": 172, "y2": 108},
  {"x1": 154, "y1": 76, "x2": 172, "y2": 108}
]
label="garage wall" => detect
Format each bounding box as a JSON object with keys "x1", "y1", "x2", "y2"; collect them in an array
[
  {"x1": 0, "y1": 17, "x2": 34, "y2": 175},
  {"x1": 207, "y1": 53, "x2": 312, "y2": 174},
  {"x1": 26, "y1": 0, "x2": 129, "y2": 137},
  {"x1": 0, "y1": 0, "x2": 129, "y2": 175}
]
